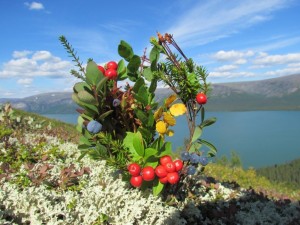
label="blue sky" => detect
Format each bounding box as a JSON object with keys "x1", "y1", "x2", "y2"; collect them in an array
[{"x1": 1, "y1": 0, "x2": 300, "y2": 98}]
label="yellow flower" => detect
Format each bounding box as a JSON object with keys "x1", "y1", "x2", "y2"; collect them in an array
[
  {"x1": 165, "y1": 94, "x2": 177, "y2": 108},
  {"x1": 163, "y1": 112, "x2": 176, "y2": 126},
  {"x1": 154, "y1": 107, "x2": 163, "y2": 121},
  {"x1": 166, "y1": 129, "x2": 174, "y2": 137},
  {"x1": 169, "y1": 103, "x2": 187, "y2": 116},
  {"x1": 156, "y1": 120, "x2": 167, "y2": 135}
]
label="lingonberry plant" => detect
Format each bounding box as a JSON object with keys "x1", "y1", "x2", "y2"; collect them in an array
[{"x1": 59, "y1": 32, "x2": 217, "y2": 196}]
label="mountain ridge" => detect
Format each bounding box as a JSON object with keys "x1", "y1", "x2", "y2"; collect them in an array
[{"x1": 1, "y1": 74, "x2": 300, "y2": 113}]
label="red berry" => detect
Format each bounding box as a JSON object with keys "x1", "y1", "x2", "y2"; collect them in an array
[
  {"x1": 127, "y1": 163, "x2": 141, "y2": 176},
  {"x1": 106, "y1": 61, "x2": 118, "y2": 70},
  {"x1": 160, "y1": 155, "x2": 172, "y2": 166},
  {"x1": 98, "y1": 65, "x2": 105, "y2": 75},
  {"x1": 104, "y1": 69, "x2": 118, "y2": 80},
  {"x1": 167, "y1": 172, "x2": 180, "y2": 184},
  {"x1": 159, "y1": 176, "x2": 168, "y2": 184},
  {"x1": 173, "y1": 159, "x2": 183, "y2": 171},
  {"x1": 164, "y1": 162, "x2": 176, "y2": 173},
  {"x1": 196, "y1": 93, "x2": 207, "y2": 105},
  {"x1": 141, "y1": 166, "x2": 155, "y2": 181},
  {"x1": 130, "y1": 176, "x2": 143, "y2": 187},
  {"x1": 155, "y1": 165, "x2": 168, "y2": 178}
]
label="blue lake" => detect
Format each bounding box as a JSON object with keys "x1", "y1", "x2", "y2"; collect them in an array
[{"x1": 43, "y1": 111, "x2": 300, "y2": 169}]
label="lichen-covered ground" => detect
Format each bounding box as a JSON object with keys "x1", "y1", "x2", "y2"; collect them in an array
[
  {"x1": 1, "y1": 131, "x2": 300, "y2": 225},
  {"x1": 0, "y1": 110, "x2": 299, "y2": 225}
]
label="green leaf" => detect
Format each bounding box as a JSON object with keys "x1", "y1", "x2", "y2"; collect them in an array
[
  {"x1": 144, "y1": 148, "x2": 158, "y2": 160},
  {"x1": 132, "y1": 132, "x2": 145, "y2": 157},
  {"x1": 73, "y1": 82, "x2": 91, "y2": 93},
  {"x1": 135, "y1": 86, "x2": 149, "y2": 106},
  {"x1": 150, "y1": 46, "x2": 160, "y2": 64},
  {"x1": 117, "y1": 59, "x2": 127, "y2": 80},
  {"x1": 72, "y1": 93, "x2": 98, "y2": 115},
  {"x1": 96, "y1": 77, "x2": 108, "y2": 92},
  {"x1": 79, "y1": 136, "x2": 91, "y2": 146},
  {"x1": 127, "y1": 55, "x2": 141, "y2": 73},
  {"x1": 135, "y1": 109, "x2": 148, "y2": 124},
  {"x1": 191, "y1": 126, "x2": 202, "y2": 142},
  {"x1": 118, "y1": 40, "x2": 134, "y2": 61},
  {"x1": 77, "y1": 90, "x2": 97, "y2": 105},
  {"x1": 199, "y1": 139, "x2": 217, "y2": 157},
  {"x1": 99, "y1": 110, "x2": 113, "y2": 121},
  {"x1": 143, "y1": 67, "x2": 153, "y2": 82},
  {"x1": 153, "y1": 179, "x2": 164, "y2": 196},
  {"x1": 85, "y1": 61, "x2": 102, "y2": 85},
  {"x1": 133, "y1": 78, "x2": 145, "y2": 93},
  {"x1": 149, "y1": 79, "x2": 157, "y2": 93},
  {"x1": 201, "y1": 107, "x2": 205, "y2": 123},
  {"x1": 123, "y1": 132, "x2": 145, "y2": 158},
  {"x1": 200, "y1": 117, "x2": 217, "y2": 128},
  {"x1": 144, "y1": 156, "x2": 159, "y2": 168},
  {"x1": 138, "y1": 127, "x2": 153, "y2": 143},
  {"x1": 158, "y1": 142, "x2": 172, "y2": 157}
]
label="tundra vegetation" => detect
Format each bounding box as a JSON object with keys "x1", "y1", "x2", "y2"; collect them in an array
[{"x1": 0, "y1": 32, "x2": 300, "y2": 224}]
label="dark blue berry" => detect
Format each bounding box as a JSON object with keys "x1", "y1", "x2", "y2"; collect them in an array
[
  {"x1": 187, "y1": 166, "x2": 196, "y2": 175},
  {"x1": 190, "y1": 153, "x2": 200, "y2": 164},
  {"x1": 87, "y1": 120, "x2": 102, "y2": 134},
  {"x1": 181, "y1": 152, "x2": 190, "y2": 161},
  {"x1": 113, "y1": 99, "x2": 121, "y2": 107},
  {"x1": 199, "y1": 156, "x2": 208, "y2": 166}
]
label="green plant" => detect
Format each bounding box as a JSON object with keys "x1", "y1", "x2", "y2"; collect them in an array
[{"x1": 60, "y1": 32, "x2": 217, "y2": 196}]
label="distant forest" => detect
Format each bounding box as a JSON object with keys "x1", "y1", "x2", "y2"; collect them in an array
[{"x1": 256, "y1": 158, "x2": 300, "y2": 189}]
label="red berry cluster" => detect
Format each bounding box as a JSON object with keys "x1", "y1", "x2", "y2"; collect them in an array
[
  {"x1": 127, "y1": 155, "x2": 183, "y2": 188},
  {"x1": 156, "y1": 155, "x2": 183, "y2": 184},
  {"x1": 98, "y1": 61, "x2": 118, "y2": 80},
  {"x1": 128, "y1": 163, "x2": 155, "y2": 187}
]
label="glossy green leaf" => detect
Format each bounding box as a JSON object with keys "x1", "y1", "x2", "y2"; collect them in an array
[
  {"x1": 135, "y1": 109, "x2": 148, "y2": 124},
  {"x1": 158, "y1": 141, "x2": 172, "y2": 157},
  {"x1": 117, "y1": 59, "x2": 127, "y2": 80},
  {"x1": 201, "y1": 107, "x2": 205, "y2": 123},
  {"x1": 150, "y1": 46, "x2": 160, "y2": 64},
  {"x1": 153, "y1": 179, "x2": 164, "y2": 196},
  {"x1": 200, "y1": 117, "x2": 217, "y2": 128},
  {"x1": 144, "y1": 148, "x2": 158, "y2": 160},
  {"x1": 199, "y1": 139, "x2": 217, "y2": 157},
  {"x1": 86, "y1": 61, "x2": 102, "y2": 85},
  {"x1": 99, "y1": 110, "x2": 113, "y2": 121},
  {"x1": 149, "y1": 79, "x2": 157, "y2": 93},
  {"x1": 128, "y1": 55, "x2": 141, "y2": 73},
  {"x1": 118, "y1": 40, "x2": 134, "y2": 61},
  {"x1": 133, "y1": 78, "x2": 145, "y2": 93},
  {"x1": 132, "y1": 132, "x2": 145, "y2": 157},
  {"x1": 143, "y1": 67, "x2": 153, "y2": 82},
  {"x1": 144, "y1": 156, "x2": 159, "y2": 168},
  {"x1": 79, "y1": 136, "x2": 91, "y2": 146},
  {"x1": 191, "y1": 126, "x2": 202, "y2": 142},
  {"x1": 96, "y1": 77, "x2": 108, "y2": 92}
]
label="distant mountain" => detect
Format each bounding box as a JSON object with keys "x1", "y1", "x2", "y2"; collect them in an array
[
  {"x1": 157, "y1": 74, "x2": 300, "y2": 111},
  {"x1": 0, "y1": 92, "x2": 76, "y2": 114},
  {"x1": 1, "y1": 74, "x2": 300, "y2": 113}
]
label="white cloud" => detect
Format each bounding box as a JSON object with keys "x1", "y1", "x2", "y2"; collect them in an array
[
  {"x1": 24, "y1": 2, "x2": 44, "y2": 10},
  {"x1": 17, "y1": 78, "x2": 33, "y2": 85},
  {"x1": 0, "y1": 50, "x2": 72, "y2": 78},
  {"x1": 209, "y1": 71, "x2": 256, "y2": 78},
  {"x1": 13, "y1": 50, "x2": 32, "y2": 58},
  {"x1": 215, "y1": 64, "x2": 238, "y2": 72},
  {"x1": 264, "y1": 67, "x2": 300, "y2": 76},
  {"x1": 167, "y1": 0, "x2": 291, "y2": 47},
  {"x1": 213, "y1": 50, "x2": 254, "y2": 61},
  {"x1": 253, "y1": 53, "x2": 300, "y2": 66}
]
